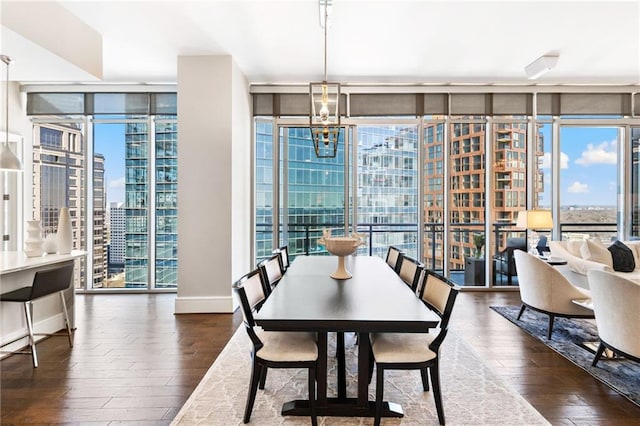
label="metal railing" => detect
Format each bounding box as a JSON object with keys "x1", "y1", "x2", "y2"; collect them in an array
[{"x1": 256, "y1": 221, "x2": 619, "y2": 267}]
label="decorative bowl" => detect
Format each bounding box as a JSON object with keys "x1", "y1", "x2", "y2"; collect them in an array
[{"x1": 318, "y1": 232, "x2": 365, "y2": 279}]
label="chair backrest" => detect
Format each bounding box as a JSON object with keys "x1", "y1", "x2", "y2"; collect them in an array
[
  {"x1": 587, "y1": 270, "x2": 640, "y2": 358},
  {"x1": 397, "y1": 255, "x2": 423, "y2": 292},
  {"x1": 385, "y1": 246, "x2": 404, "y2": 272},
  {"x1": 414, "y1": 267, "x2": 427, "y2": 297},
  {"x1": 258, "y1": 254, "x2": 284, "y2": 292},
  {"x1": 232, "y1": 268, "x2": 267, "y2": 328},
  {"x1": 420, "y1": 269, "x2": 459, "y2": 350},
  {"x1": 30, "y1": 263, "x2": 75, "y2": 300},
  {"x1": 273, "y1": 245, "x2": 290, "y2": 270}
]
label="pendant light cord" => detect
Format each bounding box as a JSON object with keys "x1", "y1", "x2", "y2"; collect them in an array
[
  {"x1": 2, "y1": 55, "x2": 10, "y2": 149},
  {"x1": 323, "y1": 1, "x2": 328, "y2": 82}
]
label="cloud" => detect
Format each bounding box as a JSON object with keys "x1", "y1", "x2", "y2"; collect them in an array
[
  {"x1": 567, "y1": 181, "x2": 589, "y2": 193},
  {"x1": 575, "y1": 140, "x2": 617, "y2": 166},
  {"x1": 538, "y1": 152, "x2": 569, "y2": 169},
  {"x1": 109, "y1": 176, "x2": 125, "y2": 189}
]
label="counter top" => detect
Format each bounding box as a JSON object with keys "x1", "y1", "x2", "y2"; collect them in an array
[{"x1": 0, "y1": 251, "x2": 87, "y2": 275}]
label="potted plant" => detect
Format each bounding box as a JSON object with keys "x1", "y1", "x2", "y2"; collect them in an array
[{"x1": 473, "y1": 233, "x2": 485, "y2": 258}]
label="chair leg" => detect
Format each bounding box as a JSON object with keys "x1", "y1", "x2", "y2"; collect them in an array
[
  {"x1": 308, "y1": 365, "x2": 317, "y2": 426},
  {"x1": 429, "y1": 361, "x2": 445, "y2": 425},
  {"x1": 24, "y1": 302, "x2": 38, "y2": 368},
  {"x1": 592, "y1": 342, "x2": 606, "y2": 367},
  {"x1": 516, "y1": 304, "x2": 526, "y2": 320},
  {"x1": 258, "y1": 365, "x2": 267, "y2": 389},
  {"x1": 374, "y1": 366, "x2": 384, "y2": 426},
  {"x1": 420, "y1": 367, "x2": 429, "y2": 391},
  {"x1": 59, "y1": 292, "x2": 74, "y2": 347},
  {"x1": 243, "y1": 358, "x2": 262, "y2": 423},
  {"x1": 547, "y1": 315, "x2": 555, "y2": 340},
  {"x1": 368, "y1": 345, "x2": 375, "y2": 384}
]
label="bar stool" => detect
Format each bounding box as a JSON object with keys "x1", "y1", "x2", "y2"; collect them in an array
[{"x1": 0, "y1": 263, "x2": 75, "y2": 367}]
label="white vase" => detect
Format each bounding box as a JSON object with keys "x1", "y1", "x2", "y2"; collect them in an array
[
  {"x1": 56, "y1": 207, "x2": 72, "y2": 254},
  {"x1": 24, "y1": 220, "x2": 44, "y2": 258},
  {"x1": 43, "y1": 233, "x2": 58, "y2": 254}
]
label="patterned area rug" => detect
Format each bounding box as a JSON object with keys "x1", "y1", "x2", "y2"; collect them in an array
[
  {"x1": 172, "y1": 327, "x2": 549, "y2": 425},
  {"x1": 491, "y1": 305, "x2": 640, "y2": 408}
]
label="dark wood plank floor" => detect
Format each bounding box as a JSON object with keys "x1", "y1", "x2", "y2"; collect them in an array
[{"x1": 2, "y1": 292, "x2": 639, "y2": 425}]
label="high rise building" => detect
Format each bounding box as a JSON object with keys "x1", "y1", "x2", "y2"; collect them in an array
[
  {"x1": 93, "y1": 153, "x2": 107, "y2": 288},
  {"x1": 423, "y1": 119, "x2": 543, "y2": 271},
  {"x1": 109, "y1": 202, "x2": 126, "y2": 268},
  {"x1": 123, "y1": 119, "x2": 178, "y2": 288}
]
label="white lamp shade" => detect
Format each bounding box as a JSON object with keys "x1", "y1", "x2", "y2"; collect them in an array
[
  {"x1": 516, "y1": 210, "x2": 553, "y2": 230},
  {"x1": 0, "y1": 143, "x2": 22, "y2": 171}
]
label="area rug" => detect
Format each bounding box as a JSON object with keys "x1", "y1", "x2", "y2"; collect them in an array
[
  {"x1": 171, "y1": 327, "x2": 549, "y2": 425},
  {"x1": 491, "y1": 305, "x2": 640, "y2": 408}
]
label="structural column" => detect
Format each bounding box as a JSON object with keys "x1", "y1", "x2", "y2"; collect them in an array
[{"x1": 175, "y1": 55, "x2": 251, "y2": 313}]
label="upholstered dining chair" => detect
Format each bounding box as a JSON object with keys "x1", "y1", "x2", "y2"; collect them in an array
[
  {"x1": 232, "y1": 268, "x2": 318, "y2": 425},
  {"x1": 257, "y1": 253, "x2": 285, "y2": 296},
  {"x1": 0, "y1": 263, "x2": 75, "y2": 368},
  {"x1": 273, "y1": 245, "x2": 290, "y2": 271},
  {"x1": 514, "y1": 251, "x2": 594, "y2": 339},
  {"x1": 369, "y1": 269, "x2": 459, "y2": 426},
  {"x1": 385, "y1": 246, "x2": 404, "y2": 273},
  {"x1": 397, "y1": 255, "x2": 423, "y2": 293},
  {"x1": 587, "y1": 270, "x2": 640, "y2": 367}
]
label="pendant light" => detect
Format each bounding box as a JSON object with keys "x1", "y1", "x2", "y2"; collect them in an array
[
  {"x1": 309, "y1": 0, "x2": 340, "y2": 158},
  {"x1": 0, "y1": 55, "x2": 22, "y2": 171}
]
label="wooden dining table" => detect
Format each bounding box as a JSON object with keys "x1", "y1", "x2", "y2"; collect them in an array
[{"x1": 254, "y1": 255, "x2": 440, "y2": 418}]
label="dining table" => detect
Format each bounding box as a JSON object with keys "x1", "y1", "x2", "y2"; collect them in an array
[{"x1": 254, "y1": 254, "x2": 440, "y2": 418}]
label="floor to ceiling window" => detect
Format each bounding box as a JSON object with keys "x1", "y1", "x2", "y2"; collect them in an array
[
  {"x1": 252, "y1": 91, "x2": 639, "y2": 289},
  {"x1": 28, "y1": 92, "x2": 177, "y2": 291},
  {"x1": 355, "y1": 124, "x2": 418, "y2": 259},
  {"x1": 558, "y1": 126, "x2": 619, "y2": 243}
]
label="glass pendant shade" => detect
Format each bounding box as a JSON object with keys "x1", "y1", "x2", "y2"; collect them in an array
[{"x1": 310, "y1": 81, "x2": 340, "y2": 158}]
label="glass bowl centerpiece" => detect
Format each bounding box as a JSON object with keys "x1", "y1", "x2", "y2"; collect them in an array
[{"x1": 317, "y1": 229, "x2": 365, "y2": 279}]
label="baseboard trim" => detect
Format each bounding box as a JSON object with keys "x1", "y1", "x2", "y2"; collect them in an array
[{"x1": 174, "y1": 296, "x2": 234, "y2": 314}]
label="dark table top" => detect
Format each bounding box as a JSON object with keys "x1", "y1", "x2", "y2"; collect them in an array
[{"x1": 255, "y1": 255, "x2": 439, "y2": 333}]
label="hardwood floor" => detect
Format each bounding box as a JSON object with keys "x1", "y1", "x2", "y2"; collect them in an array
[{"x1": 1, "y1": 291, "x2": 639, "y2": 425}]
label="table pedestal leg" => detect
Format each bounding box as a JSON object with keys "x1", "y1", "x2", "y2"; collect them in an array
[{"x1": 336, "y1": 331, "x2": 346, "y2": 400}]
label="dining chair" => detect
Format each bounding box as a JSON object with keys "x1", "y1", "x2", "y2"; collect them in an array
[
  {"x1": 232, "y1": 268, "x2": 318, "y2": 425},
  {"x1": 257, "y1": 253, "x2": 285, "y2": 296},
  {"x1": 272, "y1": 245, "x2": 290, "y2": 271},
  {"x1": 587, "y1": 270, "x2": 640, "y2": 367},
  {"x1": 397, "y1": 255, "x2": 423, "y2": 293},
  {"x1": 385, "y1": 246, "x2": 404, "y2": 273},
  {"x1": 369, "y1": 269, "x2": 459, "y2": 426},
  {"x1": 0, "y1": 263, "x2": 75, "y2": 368}
]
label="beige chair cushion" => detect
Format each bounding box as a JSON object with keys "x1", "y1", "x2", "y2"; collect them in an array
[
  {"x1": 255, "y1": 328, "x2": 318, "y2": 362},
  {"x1": 580, "y1": 239, "x2": 613, "y2": 268},
  {"x1": 566, "y1": 240, "x2": 585, "y2": 257},
  {"x1": 370, "y1": 332, "x2": 436, "y2": 364}
]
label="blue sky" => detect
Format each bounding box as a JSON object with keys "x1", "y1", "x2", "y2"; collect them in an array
[
  {"x1": 539, "y1": 125, "x2": 618, "y2": 207},
  {"x1": 94, "y1": 123, "x2": 619, "y2": 207},
  {"x1": 94, "y1": 123, "x2": 126, "y2": 205}
]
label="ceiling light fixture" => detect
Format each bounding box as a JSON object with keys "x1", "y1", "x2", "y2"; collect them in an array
[
  {"x1": 309, "y1": 0, "x2": 340, "y2": 158},
  {"x1": 0, "y1": 55, "x2": 22, "y2": 171},
  {"x1": 524, "y1": 54, "x2": 559, "y2": 80}
]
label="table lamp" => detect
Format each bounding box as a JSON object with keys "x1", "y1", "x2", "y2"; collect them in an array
[{"x1": 516, "y1": 210, "x2": 553, "y2": 254}]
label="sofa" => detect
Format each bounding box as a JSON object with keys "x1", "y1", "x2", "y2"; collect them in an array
[{"x1": 549, "y1": 239, "x2": 640, "y2": 284}]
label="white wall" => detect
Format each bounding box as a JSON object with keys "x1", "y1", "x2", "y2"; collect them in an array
[{"x1": 175, "y1": 55, "x2": 251, "y2": 313}]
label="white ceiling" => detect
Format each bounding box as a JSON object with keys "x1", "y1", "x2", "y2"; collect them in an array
[{"x1": 5, "y1": 0, "x2": 640, "y2": 86}]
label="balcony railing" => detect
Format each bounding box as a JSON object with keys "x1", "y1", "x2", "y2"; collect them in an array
[{"x1": 256, "y1": 221, "x2": 619, "y2": 270}]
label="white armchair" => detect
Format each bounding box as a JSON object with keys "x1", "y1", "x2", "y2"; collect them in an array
[
  {"x1": 514, "y1": 251, "x2": 594, "y2": 339},
  {"x1": 586, "y1": 270, "x2": 640, "y2": 366}
]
